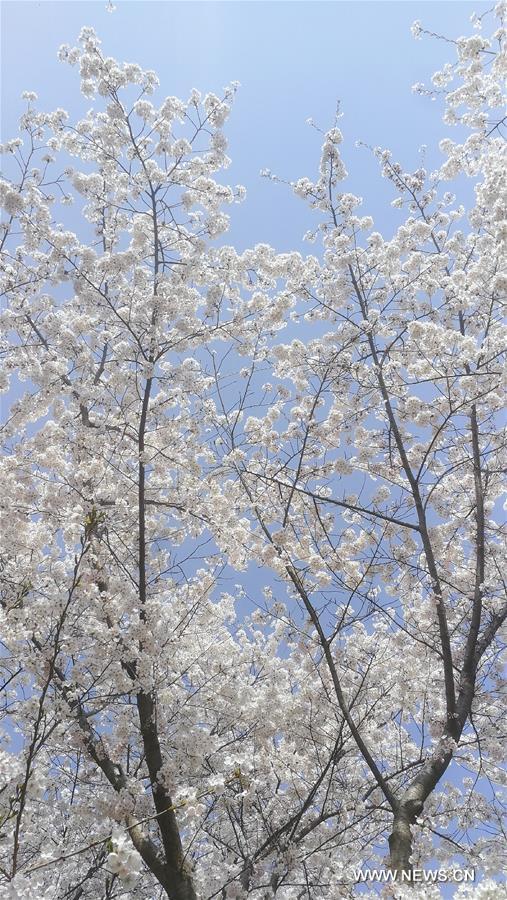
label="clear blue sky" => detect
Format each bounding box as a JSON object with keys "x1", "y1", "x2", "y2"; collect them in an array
[{"x1": 1, "y1": 0, "x2": 490, "y2": 251}]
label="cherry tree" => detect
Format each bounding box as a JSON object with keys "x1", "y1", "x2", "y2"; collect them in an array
[
  {"x1": 0, "y1": 26, "x2": 354, "y2": 900},
  {"x1": 0, "y1": 7, "x2": 506, "y2": 900},
  {"x1": 211, "y1": 3, "x2": 506, "y2": 891}
]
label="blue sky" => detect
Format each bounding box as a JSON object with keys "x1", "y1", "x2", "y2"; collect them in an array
[{"x1": 1, "y1": 0, "x2": 491, "y2": 251}]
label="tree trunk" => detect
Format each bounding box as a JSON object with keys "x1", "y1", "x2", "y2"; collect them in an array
[
  {"x1": 161, "y1": 872, "x2": 197, "y2": 900},
  {"x1": 388, "y1": 800, "x2": 424, "y2": 881}
]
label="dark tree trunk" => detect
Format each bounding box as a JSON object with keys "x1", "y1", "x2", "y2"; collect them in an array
[{"x1": 388, "y1": 800, "x2": 423, "y2": 880}]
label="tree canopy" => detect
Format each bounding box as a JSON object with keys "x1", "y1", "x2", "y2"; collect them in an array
[{"x1": 0, "y1": 7, "x2": 506, "y2": 899}]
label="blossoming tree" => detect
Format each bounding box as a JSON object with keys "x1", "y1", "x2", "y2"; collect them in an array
[
  {"x1": 0, "y1": 7, "x2": 505, "y2": 900},
  {"x1": 0, "y1": 24, "x2": 373, "y2": 900},
  {"x1": 211, "y1": 7, "x2": 506, "y2": 893}
]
